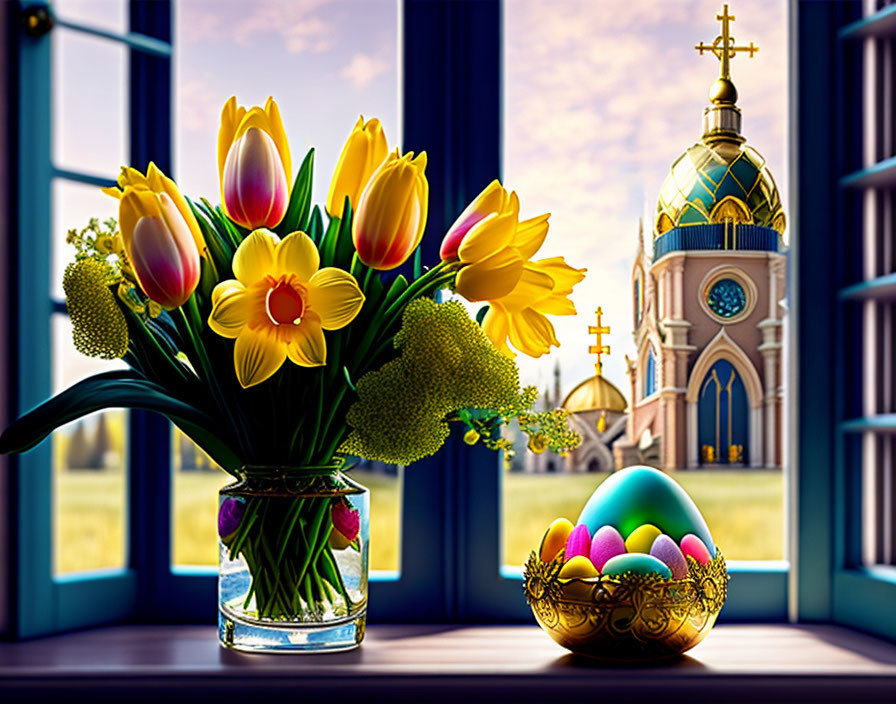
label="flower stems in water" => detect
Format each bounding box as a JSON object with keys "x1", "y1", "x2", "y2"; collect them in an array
[{"x1": 226, "y1": 494, "x2": 352, "y2": 620}]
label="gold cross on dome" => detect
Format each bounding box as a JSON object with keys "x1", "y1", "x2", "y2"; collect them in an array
[
  {"x1": 588, "y1": 307, "x2": 610, "y2": 376},
  {"x1": 694, "y1": 3, "x2": 758, "y2": 81}
]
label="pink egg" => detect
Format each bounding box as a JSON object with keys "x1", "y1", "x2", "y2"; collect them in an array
[
  {"x1": 565, "y1": 524, "x2": 592, "y2": 561},
  {"x1": 650, "y1": 534, "x2": 689, "y2": 579},
  {"x1": 589, "y1": 525, "x2": 626, "y2": 571},
  {"x1": 680, "y1": 533, "x2": 712, "y2": 565}
]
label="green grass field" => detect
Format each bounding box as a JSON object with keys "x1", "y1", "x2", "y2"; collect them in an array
[
  {"x1": 55, "y1": 468, "x2": 782, "y2": 575},
  {"x1": 501, "y1": 470, "x2": 783, "y2": 565}
]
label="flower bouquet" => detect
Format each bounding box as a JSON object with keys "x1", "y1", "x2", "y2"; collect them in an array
[{"x1": 0, "y1": 97, "x2": 586, "y2": 652}]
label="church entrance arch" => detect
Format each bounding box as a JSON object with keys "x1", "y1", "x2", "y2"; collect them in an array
[{"x1": 698, "y1": 359, "x2": 748, "y2": 465}]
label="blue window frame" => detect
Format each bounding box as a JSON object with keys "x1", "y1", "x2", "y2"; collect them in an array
[
  {"x1": 7, "y1": 0, "x2": 896, "y2": 640},
  {"x1": 803, "y1": 0, "x2": 896, "y2": 641}
]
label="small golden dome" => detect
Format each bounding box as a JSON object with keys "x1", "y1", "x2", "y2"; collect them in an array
[{"x1": 562, "y1": 375, "x2": 627, "y2": 414}]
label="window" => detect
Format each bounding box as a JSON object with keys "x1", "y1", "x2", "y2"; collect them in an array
[
  {"x1": 497, "y1": 0, "x2": 788, "y2": 620},
  {"x1": 7, "y1": 0, "x2": 896, "y2": 640}
]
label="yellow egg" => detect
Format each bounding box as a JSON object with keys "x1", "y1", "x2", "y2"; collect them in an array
[
  {"x1": 624, "y1": 523, "x2": 662, "y2": 554},
  {"x1": 558, "y1": 555, "x2": 599, "y2": 579},
  {"x1": 539, "y1": 517, "x2": 575, "y2": 562}
]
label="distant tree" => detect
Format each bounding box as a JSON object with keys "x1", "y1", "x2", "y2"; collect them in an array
[
  {"x1": 66, "y1": 421, "x2": 90, "y2": 470},
  {"x1": 87, "y1": 414, "x2": 111, "y2": 470}
]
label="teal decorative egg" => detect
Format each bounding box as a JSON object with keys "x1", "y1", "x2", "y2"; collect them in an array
[
  {"x1": 601, "y1": 553, "x2": 672, "y2": 580},
  {"x1": 576, "y1": 466, "x2": 716, "y2": 557}
]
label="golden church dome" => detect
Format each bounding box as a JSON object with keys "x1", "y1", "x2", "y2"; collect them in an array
[
  {"x1": 655, "y1": 4, "x2": 785, "y2": 240},
  {"x1": 655, "y1": 138, "x2": 786, "y2": 238},
  {"x1": 562, "y1": 375, "x2": 627, "y2": 414}
]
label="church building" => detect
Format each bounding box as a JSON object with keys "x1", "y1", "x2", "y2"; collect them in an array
[{"x1": 619, "y1": 9, "x2": 787, "y2": 471}]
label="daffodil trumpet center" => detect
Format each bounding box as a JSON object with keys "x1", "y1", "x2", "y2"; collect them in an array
[{"x1": 265, "y1": 276, "x2": 306, "y2": 326}]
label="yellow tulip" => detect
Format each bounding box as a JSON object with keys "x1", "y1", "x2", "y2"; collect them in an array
[
  {"x1": 102, "y1": 163, "x2": 204, "y2": 309},
  {"x1": 208, "y1": 229, "x2": 365, "y2": 388},
  {"x1": 326, "y1": 116, "x2": 388, "y2": 219},
  {"x1": 352, "y1": 149, "x2": 428, "y2": 270},
  {"x1": 444, "y1": 180, "x2": 585, "y2": 358},
  {"x1": 218, "y1": 96, "x2": 291, "y2": 230}
]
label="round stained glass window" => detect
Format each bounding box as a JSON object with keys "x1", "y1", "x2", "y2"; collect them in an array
[{"x1": 706, "y1": 278, "x2": 747, "y2": 319}]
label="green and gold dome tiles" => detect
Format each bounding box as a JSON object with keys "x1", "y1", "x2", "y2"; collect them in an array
[{"x1": 655, "y1": 139, "x2": 786, "y2": 237}]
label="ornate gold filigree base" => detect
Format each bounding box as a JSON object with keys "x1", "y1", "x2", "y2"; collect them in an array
[{"x1": 523, "y1": 549, "x2": 728, "y2": 661}]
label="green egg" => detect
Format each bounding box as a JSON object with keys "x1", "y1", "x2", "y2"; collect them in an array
[
  {"x1": 601, "y1": 553, "x2": 672, "y2": 580},
  {"x1": 576, "y1": 466, "x2": 716, "y2": 556}
]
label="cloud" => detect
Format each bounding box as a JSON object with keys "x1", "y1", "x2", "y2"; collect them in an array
[
  {"x1": 178, "y1": 0, "x2": 335, "y2": 54},
  {"x1": 177, "y1": 78, "x2": 225, "y2": 133},
  {"x1": 339, "y1": 53, "x2": 390, "y2": 89}
]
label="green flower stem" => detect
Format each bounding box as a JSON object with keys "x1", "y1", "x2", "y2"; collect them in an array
[
  {"x1": 299, "y1": 372, "x2": 325, "y2": 466},
  {"x1": 229, "y1": 493, "x2": 352, "y2": 621},
  {"x1": 182, "y1": 296, "x2": 253, "y2": 458},
  {"x1": 128, "y1": 311, "x2": 194, "y2": 387},
  {"x1": 351, "y1": 266, "x2": 457, "y2": 374}
]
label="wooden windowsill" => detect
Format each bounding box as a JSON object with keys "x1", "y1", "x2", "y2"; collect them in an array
[{"x1": 1, "y1": 623, "x2": 895, "y2": 702}]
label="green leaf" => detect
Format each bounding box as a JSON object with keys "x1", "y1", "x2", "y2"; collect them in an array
[
  {"x1": 413, "y1": 248, "x2": 423, "y2": 279},
  {"x1": 275, "y1": 148, "x2": 314, "y2": 237},
  {"x1": 383, "y1": 275, "x2": 409, "y2": 308},
  {"x1": 342, "y1": 366, "x2": 356, "y2": 392},
  {"x1": 333, "y1": 197, "x2": 356, "y2": 270},
  {"x1": 476, "y1": 305, "x2": 490, "y2": 325},
  {"x1": 319, "y1": 213, "x2": 342, "y2": 267},
  {"x1": 307, "y1": 205, "x2": 324, "y2": 244},
  {"x1": 0, "y1": 371, "x2": 242, "y2": 471}
]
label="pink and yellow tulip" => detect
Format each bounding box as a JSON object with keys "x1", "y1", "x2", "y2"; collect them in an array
[
  {"x1": 327, "y1": 116, "x2": 389, "y2": 219},
  {"x1": 352, "y1": 149, "x2": 428, "y2": 270},
  {"x1": 208, "y1": 229, "x2": 365, "y2": 388},
  {"x1": 102, "y1": 163, "x2": 203, "y2": 309},
  {"x1": 218, "y1": 96, "x2": 291, "y2": 230}
]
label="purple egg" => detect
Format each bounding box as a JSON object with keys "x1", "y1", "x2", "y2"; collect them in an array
[
  {"x1": 565, "y1": 524, "x2": 592, "y2": 561},
  {"x1": 650, "y1": 534, "x2": 689, "y2": 580},
  {"x1": 589, "y1": 525, "x2": 626, "y2": 571},
  {"x1": 218, "y1": 497, "x2": 246, "y2": 540}
]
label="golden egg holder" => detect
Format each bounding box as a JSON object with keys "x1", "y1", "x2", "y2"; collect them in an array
[{"x1": 523, "y1": 548, "x2": 728, "y2": 661}]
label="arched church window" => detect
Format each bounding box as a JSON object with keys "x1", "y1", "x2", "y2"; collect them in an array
[{"x1": 644, "y1": 345, "x2": 657, "y2": 398}]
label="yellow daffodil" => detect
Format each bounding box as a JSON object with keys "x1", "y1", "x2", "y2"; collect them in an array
[
  {"x1": 218, "y1": 96, "x2": 291, "y2": 230},
  {"x1": 102, "y1": 163, "x2": 204, "y2": 309},
  {"x1": 352, "y1": 149, "x2": 428, "y2": 270},
  {"x1": 327, "y1": 116, "x2": 388, "y2": 219},
  {"x1": 208, "y1": 229, "x2": 365, "y2": 388},
  {"x1": 442, "y1": 180, "x2": 585, "y2": 357}
]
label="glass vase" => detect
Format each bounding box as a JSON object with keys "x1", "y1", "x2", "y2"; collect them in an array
[{"x1": 217, "y1": 465, "x2": 369, "y2": 653}]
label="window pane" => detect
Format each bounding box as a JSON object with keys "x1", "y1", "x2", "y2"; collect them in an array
[
  {"x1": 52, "y1": 179, "x2": 119, "y2": 301},
  {"x1": 171, "y1": 427, "x2": 230, "y2": 568},
  {"x1": 501, "y1": 0, "x2": 788, "y2": 566},
  {"x1": 170, "y1": 0, "x2": 403, "y2": 574},
  {"x1": 52, "y1": 0, "x2": 128, "y2": 34},
  {"x1": 52, "y1": 28, "x2": 127, "y2": 176},
  {"x1": 352, "y1": 464, "x2": 401, "y2": 574},
  {"x1": 52, "y1": 314, "x2": 128, "y2": 574}
]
